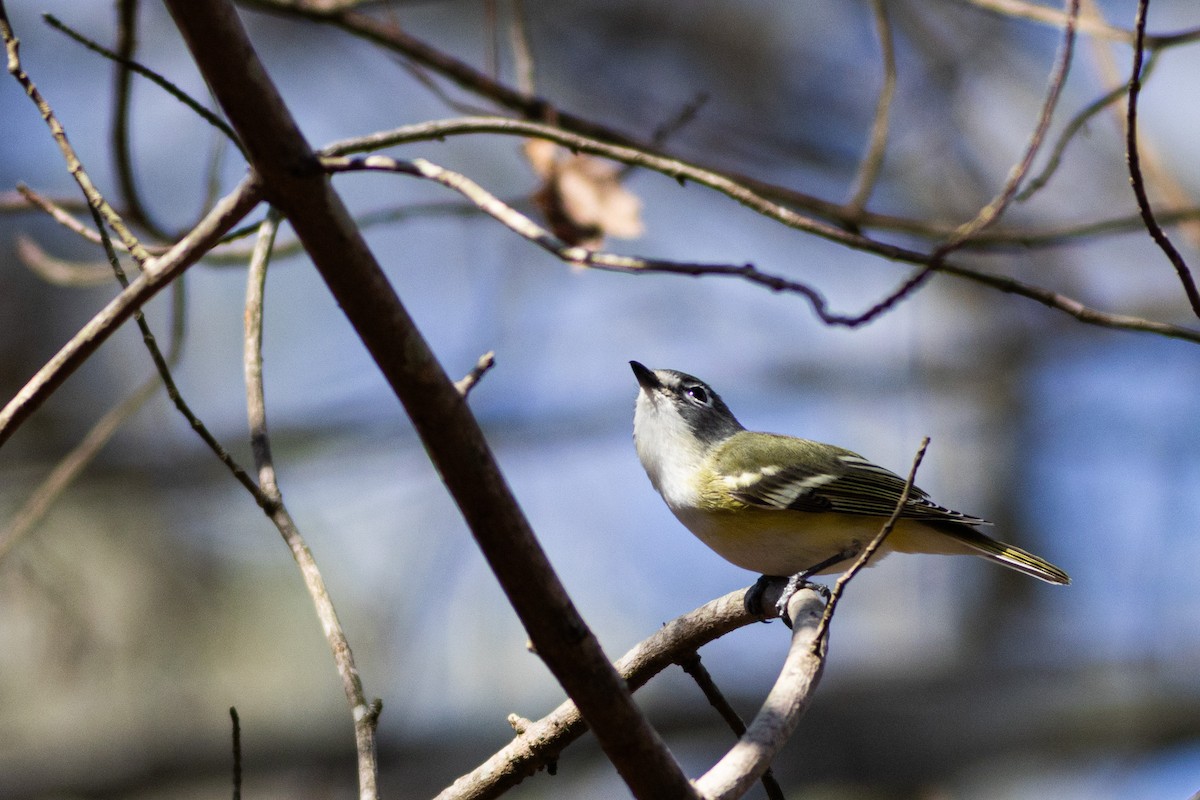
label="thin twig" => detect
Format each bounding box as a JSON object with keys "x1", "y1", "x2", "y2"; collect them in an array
[
  {"x1": 1016, "y1": 50, "x2": 1160, "y2": 202},
  {"x1": 0, "y1": 175, "x2": 264, "y2": 449},
  {"x1": 107, "y1": 0, "x2": 169, "y2": 239},
  {"x1": 0, "y1": 7, "x2": 149, "y2": 265},
  {"x1": 844, "y1": 0, "x2": 897, "y2": 219},
  {"x1": 86, "y1": 201, "x2": 270, "y2": 506},
  {"x1": 937, "y1": 0, "x2": 1080, "y2": 255},
  {"x1": 1125, "y1": 0, "x2": 1200, "y2": 319},
  {"x1": 455, "y1": 351, "x2": 496, "y2": 397},
  {"x1": 229, "y1": 707, "x2": 242, "y2": 800},
  {"x1": 243, "y1": 208, "x2": 382, "y2": 796},
  {"x1": 326, "y1": 153, "x2": 933, "y2": 327},
  {"x1": 13, "y1": 183, "x2": 171, "y2": 255},
  {"x1": 44, "y1": 12, "x2": 243, "y2": 152},
  {"x1": 960, "y1": 0, "x2": 1200, "y2": 47},
  {"x1": 325, "y1": 151, "x2": 1200, "y2": 342},
  {"x1": 814, "y1": 437, "x2": 930, "y2": 656},
  {"x1": 678, "y1": 653, "x2": 786, "y2": 800}
]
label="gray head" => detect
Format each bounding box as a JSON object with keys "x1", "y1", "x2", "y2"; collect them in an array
[{"x1": 630, "y1": 361, "x2": 744, "y2": 448}]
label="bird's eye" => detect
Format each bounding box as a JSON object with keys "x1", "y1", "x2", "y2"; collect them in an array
[{"x1": 685, "y1": 385, "x2": 711, "y2": 405}]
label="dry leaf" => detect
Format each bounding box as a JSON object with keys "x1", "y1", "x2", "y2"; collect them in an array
[{"x1": 525, "y1": 140, "x2": 644, "y2": 249}]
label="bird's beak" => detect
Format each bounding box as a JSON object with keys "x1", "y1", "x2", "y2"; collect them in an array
[{"x1": 630, "y1": 361, "x2": 661, "y2": 391}]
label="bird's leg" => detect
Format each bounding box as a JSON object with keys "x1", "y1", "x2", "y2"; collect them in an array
[{"x1": 774, "y1": 546, "x2": 860, "y2": 625}]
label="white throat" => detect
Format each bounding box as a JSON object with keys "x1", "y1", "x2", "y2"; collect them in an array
[{"x1": 633, "y1": 389, "x2": 707, "y2": 510}]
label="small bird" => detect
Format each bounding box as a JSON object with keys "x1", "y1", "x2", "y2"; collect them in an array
[{"x1": 630, "y1": 362, "x2": 1069, "y2": 616}]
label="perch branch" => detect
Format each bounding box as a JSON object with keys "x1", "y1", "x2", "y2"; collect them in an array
[
  {"x1": 693, "y1": 589, "x2": 827, "y2": 800},
  {"x1": 436, "y1": 587, "x2": 784, "y2": 800}
]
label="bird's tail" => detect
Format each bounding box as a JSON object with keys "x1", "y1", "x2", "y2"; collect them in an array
[{"x1": 938, "y1": 524, "x2": 1070, "y2": 585}]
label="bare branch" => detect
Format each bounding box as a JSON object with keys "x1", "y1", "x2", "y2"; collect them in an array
[
  {"x1": 324, "y1": 148, "x2": 1200, "y2": 343},
  {"x1": 243, "y1": 208, "x2": 381, "y2": 796},
  {"x1": 44, "y1": 12, "x2": 242, "y2": 152},
  {"x1": 455, "y1": 351, "x2": 496, "y2": 397},
  {"x1": 0, "y1": 175, "x2": 264, "y2": 449},
  {"x1": 693, "y1": 589, "x2": 827, "y2": 800},
  {"x1": 816, "y1": 437, "x2": 930, "y2": 653},
  {"x1": 327, "y1": 152, "x2": 934, "y2": 326},
  {"x1": 844, "y1": 0, "x2": 897, "y2": 219},
  {"x1": 1, "y1": 6, "x2": 151, "y2": 265},
  {"x1": 436, "y1": 588, "x2": 777, "y2": 800},
  {"x1": 678, "y1": 653, "x2": 785, "y2": 800},
  {"x1": 937, "y1": 0, "x2": 1080, "y2": 255},
  {"x1": 960, "y1": 0, "x2": 1200, "y2": 47},
  {"x1": 161, "y1": 2, "x2": 694, "y2": 796},
  {"x1": 1124, "y1": 0, "x2": 1200, "y2": 319}
]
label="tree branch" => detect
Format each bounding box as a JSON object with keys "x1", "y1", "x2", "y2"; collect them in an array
[
  {"x1": 160, "y1": 2, "x2": 694, "y2": 797},
  {"x1": 693, "y1": 590, "x2": 827, "y2": 800},
  {"x1": 1124, "y1": 0, "x2": 1200, "y2": 318},
  {"x1": 243, "y1": 209, "x2": 381, "y2": 798},
  {"x1": 0, "y1": 175, "x2": 262, "y2": 449}
]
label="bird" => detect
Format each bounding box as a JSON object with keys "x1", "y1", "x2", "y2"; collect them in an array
[{"x1": 629, "y1": 361, "x2": 1069, "y2": 617}]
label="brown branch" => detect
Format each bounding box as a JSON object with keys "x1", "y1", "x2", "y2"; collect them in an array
[
  {"x1": 0, "y1": 175, "x2": 263, "y2": 449},
  {"x1": 13, "y1": 183, "x2": 171, "y2": 255},
  {"x1": 436, "y1": 587, "x2": 783, "y2": 800},
  {"x1": 1, "y1": 5, "x2": 151, "y2": 265},
  {"x1": 961, "y1": 0, "x2": 1200, "y2": 47},
  {"x1": 1016, "y1": 50, "x2": 1160, "y2": 202},
  {"x1": 678, "y1": 653, "x2": 786, "y2": 800},
  {"x1": 243, "y1": 208, "x2": 381, "y2": 797},
  {"x1": 693, "y1": 589, "x2": 827, "y2": 800},
  {"x1": 815, "y1": 437, "x2": 930, "y2": 654},
  {"x1": 107, "y1": 0, "x2": 167, "y2": 239},
  {"x1": 1125, "y1": 0, "x2": 1200, "y2": 319},
  {"x1": 937, "y1": 0, "x2": 1080, "y2": 256},
  {"x1": 326, "y1": 152, "x2": 933, "y2": 326},
  {"x1": 323, "y1": 148, "x2": 1200, "y2": 343},
  {"x1": 844, "y1": 0, "x2": 897, "y2": 219},
  {"x1": 160, "y1": 2, "x2": 695, "y2": 797},
  {"x1": 239, "y1": 0, "x2": 1200, "y2": 264},
  {"x1": 0, "y1": 188, "x2": 87, "y2": 214}
]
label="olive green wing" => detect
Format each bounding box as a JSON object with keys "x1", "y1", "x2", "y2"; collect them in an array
[{"x1": 713, "y1": 432, "x2": 987, "y2": 525}]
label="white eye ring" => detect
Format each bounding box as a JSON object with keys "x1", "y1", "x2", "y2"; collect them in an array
[{"x1": 685, "y1": 385, "x2": 711, "y2": 405}]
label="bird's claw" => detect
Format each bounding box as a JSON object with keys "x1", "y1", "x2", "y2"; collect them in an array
[
  {"x1": 775, "y1": 572, "x2": 829, "y2": 627},
  {"x1": 746, "y1": 573, "x2": 829, "y2": 626}
]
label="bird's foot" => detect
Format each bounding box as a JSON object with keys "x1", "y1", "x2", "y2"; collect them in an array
[{"x1": 774, "y1": 572, "x2": 830, "y2": 627}]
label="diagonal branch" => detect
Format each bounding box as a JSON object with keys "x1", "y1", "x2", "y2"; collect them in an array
[
  {"x1": 0, "y1": 175, "x2": 263, "y2": 449},
  {"x1": 160, "y1": 2, "x2": 695, "y2": 797},
  {"x1": 936, "y1": 0, "x2": 1080, "y2": 256}
]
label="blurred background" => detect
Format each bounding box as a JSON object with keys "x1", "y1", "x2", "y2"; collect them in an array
[{"x1": 2, "y1": 0, "x2": 1199, "y2": 797}]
